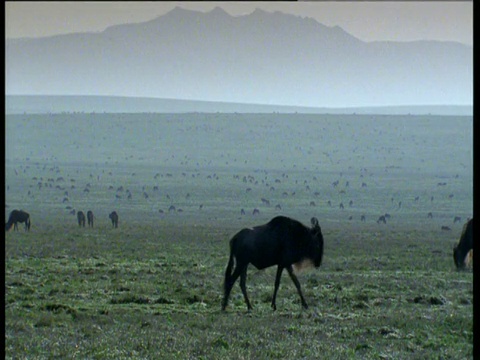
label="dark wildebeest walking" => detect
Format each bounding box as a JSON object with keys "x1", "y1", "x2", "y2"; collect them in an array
[
  {"x1": 453, "y1": 218, "x2": 473, "y2": 270},
  {"x1": 5, "y1": 210, "x2": 31, "y2": 231},
  {"x1": 77, "y1": 211, "x2": 86, "y2": 227},
  {"x1": 222, "y1": 216, "x2": 324, "y2": 311},
  {"x1": 109, "y1": 211, "x2": 119, "y2": 228},
  {"x1": 87, "y1": 210, "x2": 94, "y2": 227}
]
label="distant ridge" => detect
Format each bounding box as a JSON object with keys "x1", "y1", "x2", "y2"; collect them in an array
[{"x1": 5, "y1": 95, "x2": 472, "y2": 116}]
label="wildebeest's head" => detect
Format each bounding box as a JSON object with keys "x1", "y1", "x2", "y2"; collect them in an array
[{"x1": 310, "y1": 217, "x2": 324, "y2": 268}]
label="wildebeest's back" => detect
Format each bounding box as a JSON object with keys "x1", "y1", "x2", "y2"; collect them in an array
[
  {"x1": 232, "y1": 216, "x2": 312, "y2": 270},
  {"x1": 230, "y1": 228, "x2": 271, "y2": 269}
]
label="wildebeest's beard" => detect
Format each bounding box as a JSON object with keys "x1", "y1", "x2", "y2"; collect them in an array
[{"x1": 312, "y1": 232, "x2": 324, "y2": 268}]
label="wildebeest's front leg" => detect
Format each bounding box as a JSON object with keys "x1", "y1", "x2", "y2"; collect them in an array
[
  {"x1": 286, "y1": 266, "x2": 308, "y2": 309},
  {"x1": 271, "y1": 266, "x2": 284, "y2": 311}
]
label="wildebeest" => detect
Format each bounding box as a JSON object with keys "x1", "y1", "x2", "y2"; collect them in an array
[
  {"x1": 377, "y1": 215, "x2": 387, "y2": 224},
  {"x1": 5, "y1": 209, "x2": 31, "y2": 231},
  {"x1": 453, "y1": 218, "x2": 473, "y2": 270},
  {"x1": 87, "y1": 210, "x2": 94, "y2": 227},
  {"x1": 222, "y1": 216, "x2": 324, "y2": 311},
  {"x1": 77, "y1": 211, "x2": 86, "y2": 227},
  {"x1": 109, "y1": 211, "x2": 119, "y2": 228}
]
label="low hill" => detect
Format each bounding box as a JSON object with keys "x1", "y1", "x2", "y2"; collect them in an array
[{"x1": 5, "y1": 95, "x2": 472, "y2": 116}]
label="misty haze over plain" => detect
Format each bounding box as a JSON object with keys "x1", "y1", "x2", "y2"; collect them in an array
[
  {"x1": 5, "y1": 7, "x2": 472, "y2": 109},
  {"x1": 5, "y1": 6, "x2": 474, "y2": 222}
]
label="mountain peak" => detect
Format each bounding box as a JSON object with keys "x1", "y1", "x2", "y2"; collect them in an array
[
  {"x1": 249, "y1": 8, "x2": 270, "y2": 17},
  {"x1": 209, "y1": 6, "x2": 231, "y2": 17},
  {"x1": 165, "y1": 6, "x2": 201, "y2": 18}
]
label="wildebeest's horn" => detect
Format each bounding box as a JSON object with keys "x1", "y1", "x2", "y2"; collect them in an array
[{"x1": 311, "y1": 217, "x2": 319, "y2": 228}]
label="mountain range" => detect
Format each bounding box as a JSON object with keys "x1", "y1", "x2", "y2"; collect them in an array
[{"x1": 5, "y1": 7, "x2": 473, "y2": 108}]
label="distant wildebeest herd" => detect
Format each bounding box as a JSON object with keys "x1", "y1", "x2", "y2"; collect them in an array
[{"x1": 5, "y1": 209, "x2": 118, "y2": 231}]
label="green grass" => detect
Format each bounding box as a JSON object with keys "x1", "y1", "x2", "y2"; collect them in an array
[{"x1": 5, "y1": 222, "x2": 473, "y2": 359}]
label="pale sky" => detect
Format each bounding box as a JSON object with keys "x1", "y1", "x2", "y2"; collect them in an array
[{"x1": 5, "y1": 1, "x2": 473, "y2": 46}]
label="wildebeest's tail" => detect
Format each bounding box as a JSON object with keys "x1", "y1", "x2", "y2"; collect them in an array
[{"x1": 222, "y1": 235, "x2": 239, "y2": 310}]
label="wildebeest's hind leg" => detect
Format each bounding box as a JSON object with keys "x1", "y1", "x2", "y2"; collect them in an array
[
  {"x1": 271, "y1": 266, "x2": 284, "y2": 311},
  {"x1": 222, "y1": 263, "x2": 246, "y2": 310},
  {"x1": 239, "y1": 267, "x2": 253, "y2": 311},
  {"x1": 286, "y1": 266, "x2": 309, "y2": 309}
]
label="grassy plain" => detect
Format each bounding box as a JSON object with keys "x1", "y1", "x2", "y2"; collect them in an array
[{"x1": 5, "y1": 113, "x2": 473, "y2": 358}]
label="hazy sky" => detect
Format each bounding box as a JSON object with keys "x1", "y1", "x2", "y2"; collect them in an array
[{"x1": 5, "y1": 1, "x2": 473, "y2": 46}]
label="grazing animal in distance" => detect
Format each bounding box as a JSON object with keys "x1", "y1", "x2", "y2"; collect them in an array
[
  {"x1": 222, "y1": 216, "x2": 324, "y2": 311},
  {"x1": 109, "y1": 211, "x2": 119, "y2": 228},
  {"x1": 77, "y1": 211, "x2": 86, "y2": 227},
  {"x1": 5, "y1": 209, "x2": 31, "y2": 231},
  {"x1": 453, "y1": 218, "x2": 473, "y2": 270},
  {"x1": 377, "y1": 215, "x2": 387, "y2": 224},
  {"x1": 453, "y1": 216, "x2": 461, "y2": 224},
  {"x1": 87, "y1": 210, "x2": 94, "y2": 227}
]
